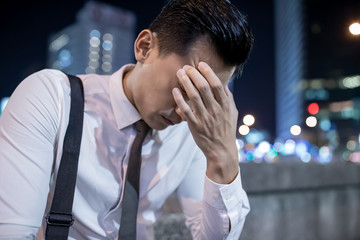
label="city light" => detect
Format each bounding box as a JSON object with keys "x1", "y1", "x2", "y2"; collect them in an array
[
  {"x1": 102, "y1": 62, "x2": 112, "y2": 72},
  {"x1": 258, "y1": 141, "x2": 271, "y2": 153},
  {"x1": 49, "y1": 34, "x2": 69, "y2": 52},
  {"x1": 295, "y1": 141, "x2": 308, "y2": 157},
  {"x1": 300, "y1": 152, "x2": 311, "y2": 163},
  {"x1": 290, "y1": 125, "x2": 301, "y2": 136},
  {"x1": 318, "y1": 146, "x2": 332, "y2": 164},
  {"x1": 342, "y1": 75, "x2": 360, "y2": 89},
  {"x1": 349, "y1": 152, "x2": 360, "y2": 163},
  {"x1": 58, "y1": 49, "x2": 72, "y2": 68},
  {"x1": 283, "y1": 139, "x2": 296, "y2": 155},
  {"x1": 305, "y1": 116, "x2": 317, "y2": 127},
  {"x1": 307, "y1": 102, "x2": 319, "y2": 115},
  {"x1": 346, "y1": 140, "x2": 357, "y2": 151},
  {"x1": 349, "y1": 22, "x2": 360, "y2": 35},
  {"x1": 103, "y1": 33, "x2": 113, "y2": 41},
  {"x1": 238, "y1": 125, "x2": 250, "y2": 135},
  {"x1": 90, "y1": 29, "x2": 101, "y2": 38},
  {"x1": 102, "y1": 40, "x2": 113, "y2": 51},
  {"x1": 90, "y1": 37, "x2": 101, "y2": 47},
  {"x1": 243, "y1": 114, "x2": 255, "y2": 126}
]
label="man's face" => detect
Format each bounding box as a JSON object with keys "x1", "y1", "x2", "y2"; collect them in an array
[{"x1": 131, "y1": 39, "x2": 235, "y2": 130}]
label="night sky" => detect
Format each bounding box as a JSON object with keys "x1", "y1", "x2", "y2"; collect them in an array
[{"x1": 1, "y1": 0, "x2": 358, "y2": 139}]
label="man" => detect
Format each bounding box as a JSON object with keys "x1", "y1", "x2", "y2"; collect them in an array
[{"x1": 0, "y1": 0, "x2": 254, "y2": 239}]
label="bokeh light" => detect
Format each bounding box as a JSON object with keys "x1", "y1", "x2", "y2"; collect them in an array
[
  {"x1": 319, "y1": 119, "x2": 331, "y2": 131},
  {"x1": 239, "y1": 125, "x2": 250, "y2": 135},
  {"x1": 90, "y1": 29, "x2": 101, "y2": 38},
  {"x1": 349, "y1": 22, "x2": 360, "y2": 35},
  {"x1": 243, "y1": 114, "x2": 255, "y2": 126},
  {"x1": 283, "y1": 139, "x2": 296, "y2": 155},
  {"x1": 307, "y1": 102, "x2": 319, "y2": 115},
  {"x1": 300, "y1": 152, "x2": 312, "y2": 163},
  {"x1": 318, "y1": 146, "x2": 332, "y2": 164},
  {"x1": 258, "y1": 141, "x2": 271, "y2": 153},
  {"x1": 290, "y1": 125, "x2": 301, "y2": 136},
  {"x1": 295, "y1": 141, "x2": 308, "y2": 157},
  {"x1": 346, "y1": 140, "x2": 357, "y2": 151},
  {"x1": 305, "y1": 116, "x2": 317, "y2": 127}
]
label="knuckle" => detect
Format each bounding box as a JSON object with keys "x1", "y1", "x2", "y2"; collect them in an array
[
  {"x1": 198, "y1": 84, "x2": 210, "y2": 93},
  {"x1": 189, "y1": 93, "x2": 201, "y2": 103},
  {"x1": 213, "y1": 84, "x2": 223, "y2": 92},
  {"x1": 182, "y1": 106, "x2": 192, "y2": 115}
]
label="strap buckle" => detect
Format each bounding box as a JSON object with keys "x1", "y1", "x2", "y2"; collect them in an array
[{"x1": 46, "y1": 212, "x2": 74, "y2": 227}]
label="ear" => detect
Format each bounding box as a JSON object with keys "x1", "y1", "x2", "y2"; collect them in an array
[{"x1": 134, "y1": 29, "x2": 157, "y2": 63}]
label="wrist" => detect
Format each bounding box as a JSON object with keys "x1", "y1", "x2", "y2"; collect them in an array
[{"x1": 205, "y1": 149, "x2": 239, "y2": 184}]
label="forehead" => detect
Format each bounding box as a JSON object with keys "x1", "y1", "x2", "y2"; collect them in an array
[{"x1": 183, "y1": 39, "x2": 236, "y2": 84}]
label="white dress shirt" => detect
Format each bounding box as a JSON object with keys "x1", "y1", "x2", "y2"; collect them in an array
[{"x1": 0, "y1": 65, "x2": 250, "y2": 240}]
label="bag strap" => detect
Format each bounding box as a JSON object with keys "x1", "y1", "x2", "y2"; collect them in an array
[{"x1": 45, "y1": 74, "x2": 84, "y2": 240}]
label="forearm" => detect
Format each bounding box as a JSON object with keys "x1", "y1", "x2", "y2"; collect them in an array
[{"x1": 205, "y1": 144, "x2": 239, "y2": 184}]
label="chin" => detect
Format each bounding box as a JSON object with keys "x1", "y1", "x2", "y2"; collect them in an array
[
  {"x1": 152, "y1": 123, "x2": 168, "y2": 131},
  {"x1": 144, "y1": 119, "x2": 167, "y2": 131}
]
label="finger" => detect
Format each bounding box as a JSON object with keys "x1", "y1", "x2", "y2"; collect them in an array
[
  {"x1": 225, "y1": 85, "x2": 237, "y2": 111},
  {"x1": 175, "y1": 106, "x2": 187, "y2": 121},
  {"x1": 172, "y1": 88, "x2": 197, "y2": 123},
  {"x1": 177, "y1": 68, "x2": 206, "y2": 116},
  {"x1": 224, "y1": 84, "x2": 231, "y2": 96},
  {"x1": 183, "y1": 65, "x2": 216, "y2": 109},
  {"x1": 197, "y1": 62, "x2": 228, "y2": 106}
]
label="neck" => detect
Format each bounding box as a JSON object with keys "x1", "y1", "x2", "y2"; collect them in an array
[{"x1": 122, "y1": 66, "x2": 136, "y2": 108}]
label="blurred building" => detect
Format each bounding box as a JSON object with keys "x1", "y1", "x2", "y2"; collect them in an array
[
  {"x1": 238, "y1": 0, "x2": 360, "y2": 164},
  {"x1": 274, "y1": 0, "x2": 304, "y2": 140},
  {"x1": 47, "y1": 1, "x2": 136, "y2": 75}
]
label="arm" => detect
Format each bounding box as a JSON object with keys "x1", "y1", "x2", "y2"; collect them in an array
[
  {"x1": 173, "y1": 62, "x2": 239, "y2": 184},
  {"x1": 178, "y1": 163, "x2": 250, "y2": 239},
  {"x1": 0, "y1": 70, "x2": 64, "y2": 238},
  {"x1": 173, "y1": 62, "x2": 250, "y2": 239}
]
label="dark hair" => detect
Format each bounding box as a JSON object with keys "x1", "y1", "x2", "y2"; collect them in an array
[{"x1": 149, "y1": 0, "x2": 254, "y2": 77}]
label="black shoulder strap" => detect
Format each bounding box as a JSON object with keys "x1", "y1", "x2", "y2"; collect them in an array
[{"x1": 45, "y1": 74, "x2": 84, "y2": 240}]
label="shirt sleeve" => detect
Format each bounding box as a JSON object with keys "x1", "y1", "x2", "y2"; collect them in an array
[
  {"x1": 0, "y1": 70, "x2": 67, "y2": 239},
  {"x1": 177, "y1": 153, "x2": 250, "y2": 240}
]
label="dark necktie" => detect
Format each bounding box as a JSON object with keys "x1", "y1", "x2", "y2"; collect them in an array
[{"x1": 118, "y1": 120, "x2": 150, "y2": 240}]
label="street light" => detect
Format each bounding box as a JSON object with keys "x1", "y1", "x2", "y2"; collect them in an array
[
  {"x1": 349, "y1": 22, "x2": 360, "y2": 35},
  {"x1": 290, "y1": 125, "x2": 301, "y2": 136},
  {"x1": 243, "y1": 114, "x2": 255, "y2": 126},
  {"x1": 238, "y1": 125, "x2": 250, "y2": 136}
]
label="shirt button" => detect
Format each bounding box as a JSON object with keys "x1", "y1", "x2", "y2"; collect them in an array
[{"x1": 224, "y1": 195, "x2": 232, "y2": 201}]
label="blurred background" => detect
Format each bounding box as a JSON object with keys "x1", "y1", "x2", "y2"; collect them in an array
[{"x1": 0, "y1": 0, "x2": 359, "y2": 239}]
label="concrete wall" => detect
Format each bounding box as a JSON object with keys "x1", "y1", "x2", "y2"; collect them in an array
[
  {"x1": 154, "y1": 163, "x2": 360, "y2": 240},
  {"x1": 240, "y1": 163, "x2": 360, "y2": 240}
]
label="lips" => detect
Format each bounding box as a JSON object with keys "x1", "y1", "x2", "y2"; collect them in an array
[{"x1": 162, "y1": 116, "x2": 175, "y2": 125}]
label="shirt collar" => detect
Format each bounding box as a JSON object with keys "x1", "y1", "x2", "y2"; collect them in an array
[{"x1": 109, "y1": 64, "x2": 141, "y2": 130}]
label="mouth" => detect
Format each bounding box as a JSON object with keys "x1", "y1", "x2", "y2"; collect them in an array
[{"x1": 161, "y1": 115, "x2": 175, "y2": 126}]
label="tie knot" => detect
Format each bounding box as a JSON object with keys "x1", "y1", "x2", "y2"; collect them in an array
[{"x1": 135, "y1": 120, "x2": 150, "y2": 138}]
